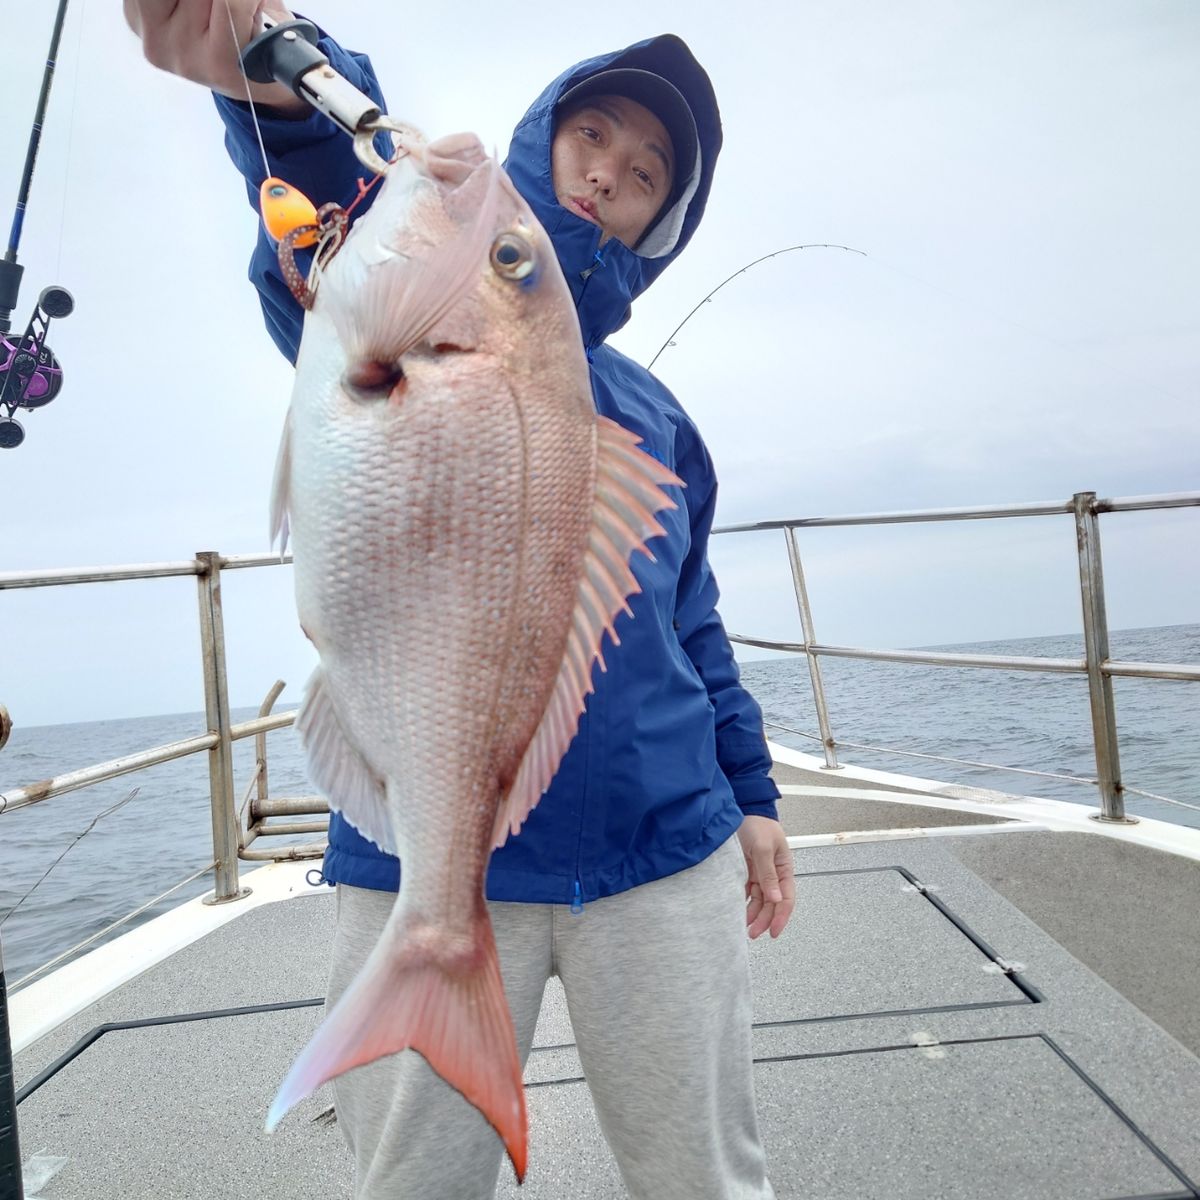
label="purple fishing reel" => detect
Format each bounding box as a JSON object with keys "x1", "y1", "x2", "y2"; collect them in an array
[{"x1": 0, "y1": 285, "x2": 73, "y2": 449}]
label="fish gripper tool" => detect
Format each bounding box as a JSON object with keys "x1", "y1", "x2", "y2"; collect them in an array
[{"x1": 240, "y1": 17, "x2": 408, "y2": 176}]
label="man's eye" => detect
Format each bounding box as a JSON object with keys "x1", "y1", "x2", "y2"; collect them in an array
[{"x1": 634, "y1": 168, "x2": 654, "y2": 188}]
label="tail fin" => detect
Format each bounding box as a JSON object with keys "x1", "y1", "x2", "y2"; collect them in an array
[{"x1": 266, "y1": 910, "x2": 528, "y2": 1182}]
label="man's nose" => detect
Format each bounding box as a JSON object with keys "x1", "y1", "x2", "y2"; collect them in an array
[{"x1": 587, "y1": 159, "x2": 616, "y2": 195}]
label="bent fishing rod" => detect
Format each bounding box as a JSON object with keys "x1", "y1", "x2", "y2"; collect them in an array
[{"x1": 647, "y1": 243, "x2": 868, "y2": 370}]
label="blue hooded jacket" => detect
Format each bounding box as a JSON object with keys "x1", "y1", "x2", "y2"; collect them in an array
[{"x1": 215, "y1": 31, "x2": 780, "y2": 907}]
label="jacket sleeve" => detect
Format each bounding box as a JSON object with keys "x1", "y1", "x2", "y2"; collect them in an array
[
  {"x1": 672, "y1": 421, "x2": 781, "y2": 819},
  {"x1": 212, "y1": 27, "x2": 389, "y2": 364}
]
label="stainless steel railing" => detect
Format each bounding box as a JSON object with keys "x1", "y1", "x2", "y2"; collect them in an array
[
  {"x1": 0, "y1": 551, "x2": 323, "y2": 911},
  {"x1": 236, "y1": 679, "x2": 329, "y2": 863},
  {"x1": 1, "y1": 487, "x2": 1196, "y2": 925},
  {"x1": 714, "y1": 489, "x2": 1200, "y2": 823}
]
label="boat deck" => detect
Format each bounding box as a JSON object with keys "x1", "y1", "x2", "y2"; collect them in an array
[{"x1": 11, "y1": 763, "x2": 1200, "y2": 1199}]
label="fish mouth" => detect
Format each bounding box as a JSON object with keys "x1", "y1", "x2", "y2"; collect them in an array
[{"x1": 422, "y1": 132, "x2": 489, "y2": 187}]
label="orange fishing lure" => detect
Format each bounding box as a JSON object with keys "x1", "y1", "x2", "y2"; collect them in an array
[{"x1": 259, "y1": 177, "x2": 320, "y2": 248}]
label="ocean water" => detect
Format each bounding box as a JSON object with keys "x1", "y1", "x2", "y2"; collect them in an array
[
  {"x1": 741, "y1": 623, "x2": 1200, "y2": 824},
  {"x1": 0, "y1": 706, "x2": 315, "y2": 987},
  {"x1": 1, "y1": 624, "x2": 1196, "y2": 985}
]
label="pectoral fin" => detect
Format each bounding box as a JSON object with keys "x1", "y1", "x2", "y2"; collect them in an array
[
  {"x1": 296, "y1": 667, "x2": 393, "y2": 854},
  {"x1": 492, "y1": 416, "x2": 683, "y2": 848},
  {"x1": 269, "y1": 406, "x2": 293, "y2": 555}
]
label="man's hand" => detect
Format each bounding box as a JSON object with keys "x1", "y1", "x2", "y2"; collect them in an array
[
  {"x1": 124, "y1": 0, "x2": 306, "y2": 112},
  {"x1": 737, "y1": 815, "x2": 795, "y2": 939}
]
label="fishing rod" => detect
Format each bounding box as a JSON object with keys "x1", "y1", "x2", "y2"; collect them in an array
[
  {"x1": 0, "y1": 1, "x2": 77, "y2": 1180},
  {"x1": 0, "y1": 0, "x2": 76, "y2": 450},
  {"x1": 647, "y1": 243, "x2": 867, "y2": 370}
]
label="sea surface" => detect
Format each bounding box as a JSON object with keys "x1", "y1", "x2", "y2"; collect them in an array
[{"x1": 1, "y1": 624, "x2": 1196, "y2": 985}]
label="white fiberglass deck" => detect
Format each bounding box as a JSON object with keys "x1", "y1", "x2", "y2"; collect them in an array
[{"x1": 10, "y1": 774, "x2": 1200, "y2": 1199}]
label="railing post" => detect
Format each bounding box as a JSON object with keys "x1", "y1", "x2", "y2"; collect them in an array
[
  {"x1": 784, "y1": 527, "x2": 841, "y2": 769},
  {"x1": 196, "y1": 552, "x2": 252, "y2": 903},
  {"x1": 254, "y1": 680, "x2": 286, "y2": 821},
  {"x1": 0, "y1": 935, "x2": 23, "y2": 1200},
  {"x1": 1072, "y1": 494, "x2": 1135, "y2": 824}
]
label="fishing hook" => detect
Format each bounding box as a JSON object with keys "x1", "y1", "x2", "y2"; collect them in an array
[
  {"x1": 278, "y1": 203, "x2": 350, "y2": 310},
  {"x1": 353, "y1": 116, "x2": 422, "y2": 177}
]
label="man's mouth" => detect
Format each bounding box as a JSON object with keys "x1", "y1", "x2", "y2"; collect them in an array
[{"x1": 569, "y1": 196, "x2": 600, "y2": 223}]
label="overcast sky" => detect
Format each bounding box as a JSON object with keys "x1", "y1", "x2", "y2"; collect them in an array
[{"x1": 1, "y1": 1, "x2": 1196, "y2": 728}]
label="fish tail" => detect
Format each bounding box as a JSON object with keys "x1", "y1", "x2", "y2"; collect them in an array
[{"x1": 266, "y1": 909, "x2": 528, "y2": 1182}]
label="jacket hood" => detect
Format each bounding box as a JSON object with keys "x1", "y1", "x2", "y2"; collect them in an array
[{"x1": 503, "y1": 34, "x2": 722, "y2": 346}]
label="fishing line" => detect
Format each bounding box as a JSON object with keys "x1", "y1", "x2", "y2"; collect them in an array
[
  {"x1": 223, "y1": 0, "x2": 273, "y2": 184},
  {"x1": 0, "y1": 787, "x2": 139, "y2": 929},
  {"x1": 647, "y1": 243, "x2": 868, "y2": 370},
  {"x1": 651, "y1": 242, "x2": 1187, "y2": 412},
  {"x1": 53, "y1": 0, "x2": 86, "y2": 281}
]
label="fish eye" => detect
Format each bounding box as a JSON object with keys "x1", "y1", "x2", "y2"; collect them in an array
[{"x1": 490, "y1": 233, "x2": 535, "y2": 281}]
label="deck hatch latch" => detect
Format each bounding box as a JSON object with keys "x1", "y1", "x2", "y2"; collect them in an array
[
  {"x1": 910, "y1": 1031, "x2": 947, "y2": 1060},
  {"x1": 982, "y1": 958, "x2": 1027, "y2": 976},
  {"x1": 900, "y1": 880, "x2": 940, "y2": 895}
]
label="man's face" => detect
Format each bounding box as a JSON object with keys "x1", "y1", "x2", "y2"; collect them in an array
[{"x1": 551, "y1": 94, "x2": 675, "y2": 249}]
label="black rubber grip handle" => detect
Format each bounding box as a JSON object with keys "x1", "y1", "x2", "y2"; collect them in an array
[{"x1": 240, "y1": 19, "x2": 327, "y2": 94}]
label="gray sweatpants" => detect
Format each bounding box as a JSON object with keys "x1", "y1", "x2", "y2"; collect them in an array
[{"x1": 326, "y1": 835, "x2": 775, "y2": 1200}]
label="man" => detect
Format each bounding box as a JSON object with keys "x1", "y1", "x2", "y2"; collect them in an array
[{"x1": 126, "y1": 6, "x2": 796, "y2": 1197}]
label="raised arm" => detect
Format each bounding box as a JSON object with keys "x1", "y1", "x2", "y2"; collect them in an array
[
  {"x1": 124, "y1": 0, "x2": 305, "y2": 113},
  {"x1": 126, "y1": 3, "x2": 391, "y2": 361}
]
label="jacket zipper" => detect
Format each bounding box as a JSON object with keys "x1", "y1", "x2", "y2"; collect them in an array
[
  {"x1": 568, "y1": 240, "x2": 607, "y2": 917},
  {"x1": 579, "y1": 246, "x2": 606, "y2": 280}
]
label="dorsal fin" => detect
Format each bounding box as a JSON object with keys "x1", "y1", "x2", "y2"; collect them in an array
[{"x1": 492, "y1": 416, "x2": 683, "y2": 849}]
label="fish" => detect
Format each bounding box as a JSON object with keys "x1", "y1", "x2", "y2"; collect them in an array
[{"x1": 262, "y1": 127, "x2": 682, "y2": 1182}]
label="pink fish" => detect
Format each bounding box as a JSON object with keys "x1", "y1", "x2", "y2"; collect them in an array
[{"x1": 264, "y1": 129, "x2": 680, "y2": 1180}]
